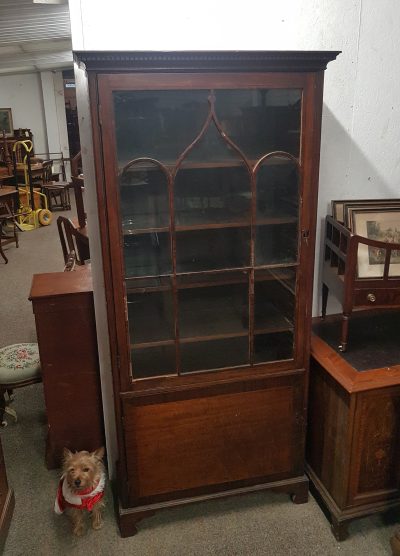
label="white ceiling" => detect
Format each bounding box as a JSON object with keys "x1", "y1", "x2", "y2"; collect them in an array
[{"x1": 0, "y1": 0, "x2": 72, "y2": 75}]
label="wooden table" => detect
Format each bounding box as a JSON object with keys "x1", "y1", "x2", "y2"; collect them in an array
[
  {"x1": 29, "y1": 265, "x2": 104, "y2": 468},
  {"x1": 15, "y1": 162, "x2": 44, "y2": 181},
  {"x1": 306, "y1": 310, "x2": 400, "y2": 540},
  {"x1": 0, "y1": 187, "x2": 18, "y2": 210}
]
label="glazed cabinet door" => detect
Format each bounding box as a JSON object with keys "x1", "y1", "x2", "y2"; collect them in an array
[{"x1": 98, "y1": 73, "x2": 314, "y2": 386}]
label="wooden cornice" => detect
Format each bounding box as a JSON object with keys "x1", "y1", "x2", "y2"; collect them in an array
[{"x1": 74, "y1": 50, "x2": 341, "y2": 73}]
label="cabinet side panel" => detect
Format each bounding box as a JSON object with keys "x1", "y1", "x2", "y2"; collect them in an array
[
  {"x1": 123, "y1": 382, "x2": 303, "y2": 502},
  {"x1": 32, "y1": 294, "x2": 105, "y2": 465},
  {"x1": 307, "y1": 358, "x2": 351, "y2": 507}
]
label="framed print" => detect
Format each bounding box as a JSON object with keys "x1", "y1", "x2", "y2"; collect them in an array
[
  {"x1": 351, "y1": 208, "x2": 400, "y2": 278},
  {"x1": 331, "y1": 198, "x2": 400, "y2": 225},
  {"x1": 0, "y1": 108, "x2": 13, "y2": 136},
  {"x1": 347, "y1": 203, "x2": 400, "y2": 232},
  {"x1": 331, "y1": 200, "x2": 347, "y2": 223},
  {"x1": 344, "y1": 200, "x2": 400, "y2": 228}
]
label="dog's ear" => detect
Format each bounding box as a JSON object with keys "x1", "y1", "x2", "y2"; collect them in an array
[
  {"x1": 63, "y1": 447, "x2": 73, "y2": 461},
  {"x1": 92, "y1": 446, "x2": 105, "y2": 461}
]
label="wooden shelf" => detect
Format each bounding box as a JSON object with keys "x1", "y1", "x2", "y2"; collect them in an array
[
  {"x1": 122, "y1": 215, "x2": 296, "y2": 235},
  {"x1": 120, "y1": 156, "x2": 296, "y2": 174},
  {"x1": 130, "y1": 294, "x2": 293, "y2": 349},
  {"x1": 125, "y1": 262, "x2": 298, "y2": 289}
]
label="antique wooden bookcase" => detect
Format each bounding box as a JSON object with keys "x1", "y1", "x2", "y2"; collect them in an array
[{"x1": 76, "y1": 50, "x2": 339, "y2": 536}]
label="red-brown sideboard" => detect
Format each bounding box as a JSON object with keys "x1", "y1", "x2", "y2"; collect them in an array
[
  {"x1": 307, "y1": 311, "x2": 400, "y2": 540},
  {"x1": 29, "y1": 266, "x2": 104, "y2": 468}
]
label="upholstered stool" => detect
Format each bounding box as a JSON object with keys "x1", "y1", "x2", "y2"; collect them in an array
[{"x1": 0, "y1": 343, "x2": 42, "y2": 426}]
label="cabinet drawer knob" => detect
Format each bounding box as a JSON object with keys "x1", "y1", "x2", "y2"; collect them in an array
[{"x1": 367, "y1": 293, "x2": 376, "y2": 303}]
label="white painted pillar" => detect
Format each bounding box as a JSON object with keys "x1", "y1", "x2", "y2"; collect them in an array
[
  {"x1": 40, "y1": 70, "x2": 71, "y2": 178},
  {"x1": 74, "y1": 61, "x2": 118, "y2": 478}
]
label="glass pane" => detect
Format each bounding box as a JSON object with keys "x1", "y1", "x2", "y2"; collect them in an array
[
  {"x1": 253, "y1": 268, "x2": 295, "y2": 363},
  {"x1": 127, "y1": 290, "x2": 174, "y2": 346},
  {"x1": 254, "y1": 332, "x2": 294, "y2": 364},
  {"x1": 255, "y1": 156, "x2": 299, "y2": 266},
  {"x1": 131, "y1": 346, "x2": 176, "y2": 379},
  {"x1": 120, "y1": 161, "x2": 169, "y2": 233},
  {"x1": 215, "y1": 89, "x2": 302, "y2": 159},
  {"x1": 175, "y1": 166, "x2": 250, "y2": 228},
  {"x1": 176, "y1": 228, "x2": 250, "y2": 273},
  {"x1": 181, "y1": 337, "x2": 249, "y2": 373},
  {"x1": 123, "y1": 232, "x2": 171, "y2": 277},
  {"x1": 127, "y1": 278, "x2": 176, "y2": 379},
  {"x1": 175, "y1": 120, "x2": 250, "y2": 272},
  {"x1": 178, "y1": 271, "x2": 249, "y2": 343},
  {"x1": 113, "y1": 90, "x2": 209, "y2": 166}
]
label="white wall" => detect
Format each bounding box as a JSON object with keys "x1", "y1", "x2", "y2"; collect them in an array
[
  {"x1": 40, "y1": 71, "x2": 70, "y2": 159},
  {"x1": 69, "y1": 0, "x2": 400, "y2": 475},
  {"x1": 0, "y1": 70, "x2": 70, "y2": 165},
  {"x1": 0, "y1": 72, "x2": 48, "y2": 153},
  {"x1": 69, "y1": 0, "x2": 400, "y2": 316}
]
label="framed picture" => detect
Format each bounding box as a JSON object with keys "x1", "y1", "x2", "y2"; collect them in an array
[
  {"x1": 351, "y1": 208, "x2": 400, "y2": 278},
  {"x1": 0, "y1": 108, "x2": 13, "y2": 136},
  {"x1": 331, "y1": 198, "x2": 400, "y2": 224},
  {"x1": 344, "y1": 200, "x2": 400, "y2": 228}
]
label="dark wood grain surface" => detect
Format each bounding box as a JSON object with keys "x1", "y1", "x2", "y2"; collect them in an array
[
  {"x1": 313, "y1": 311, "x2": 400, "y2": 371},
  {"x1": 76, "y1": 50, "x2": 338, "y2": 535}
]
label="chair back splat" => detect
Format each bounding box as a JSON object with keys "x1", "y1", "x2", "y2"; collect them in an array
[{"x1": 57, "y1": 216, "x2": 90, "y2": 266}]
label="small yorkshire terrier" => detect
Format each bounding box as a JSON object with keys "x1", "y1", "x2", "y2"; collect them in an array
[{"x1": 54, "y1": 447, "x2": 106, "y2": 536}]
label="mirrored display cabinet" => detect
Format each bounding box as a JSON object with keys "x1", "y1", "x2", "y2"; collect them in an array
[{"x1": 76, "y1": 50, "x2": 339, "y2": 536}]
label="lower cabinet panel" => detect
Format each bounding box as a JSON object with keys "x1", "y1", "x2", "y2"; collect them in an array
[
  {"x1": 122, "y1": 374, "x2": 305, "y2": 504},
  {"x1": 350, "y1": 388, "x2": 400, "y2": 505}
]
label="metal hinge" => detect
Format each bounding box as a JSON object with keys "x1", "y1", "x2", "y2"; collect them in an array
[{"x1": 302, "y1": 229, "x2": 310, "y2": 245}]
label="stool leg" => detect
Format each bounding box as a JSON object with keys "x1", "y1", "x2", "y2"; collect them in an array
[
  {"x1": 339, "y1": 313, "x2": 350, "y2": 352},
  {"x1": 0, "y1": 242, "x2": 7, "y2": 264},
  {"x1": 322, "y1": 283, "x2": 329, "y2": 319},
  {"x1": 0, "y1": 389, "x2": 7, "y2": 426}
]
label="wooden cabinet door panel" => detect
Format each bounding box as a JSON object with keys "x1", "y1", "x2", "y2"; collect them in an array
[{"x1": 123, "y1": 377, "x2": 304, "y2": 503}]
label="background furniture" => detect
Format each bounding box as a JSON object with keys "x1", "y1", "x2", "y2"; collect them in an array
[
  {"x1": 307, "y1": 311, "x2": 400, "y2": 541},
  {"x1": 39, "y1": 157, "x2": 71, "y2": 211},
  {"x1": 57, "y1": 215, "x2": 90, "y2": 265},
  {"x1": 322, "y1": 215, "x2": 400, "y2": 351},
  {"x1": 71, "y1": 176, "x2": 86, "y2": 228},
  {"x1": 0, "y1": 187, "x2": 19, "y2": 264},
  {"x1": 29, "y1": 266, "x2": 104, "y2": 468},
  {"x1": 78, "y1": 49, "x2": 339, "y2": 536},
  {"x1": 0, "y1": 435, "x2": 14, "y2": 552},
  {"x1": 70, "y1": 151, "x2": 82, "y2": 178}
]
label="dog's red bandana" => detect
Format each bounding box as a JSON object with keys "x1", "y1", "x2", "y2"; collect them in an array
[{"x1": 54, "y1": 471, "x2": 105, "y2": 514}]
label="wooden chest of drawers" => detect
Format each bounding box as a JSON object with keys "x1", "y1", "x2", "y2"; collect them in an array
[{"x1": 29, "y1": 267, "x2": 105, "y2": 468}]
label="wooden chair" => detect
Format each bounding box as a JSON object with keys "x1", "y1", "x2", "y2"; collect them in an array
[
  {"x1": 70, "y1": 151, "x2": 82, "y2": 178},
  {"x1": 41, "y1": 159, "x2": 71, "y2": 211},
  {"x1": 57, "y1": 215, "x2": 90, "y2": 265},
  {"x1": 0, "y1": 200, "x2": 18, "y2": 264},
  {"x1": 71, "y1": 176, "x2": 86, "y2": 229}
]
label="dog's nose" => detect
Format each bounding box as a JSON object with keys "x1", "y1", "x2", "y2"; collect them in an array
[{"x1": 74, "y1": 479, "x2": 81, "y2": 487}]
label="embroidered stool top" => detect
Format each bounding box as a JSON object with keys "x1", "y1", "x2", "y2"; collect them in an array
[{"x1": 0, "y1": 343, "x2": 41, "y2": 384}]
